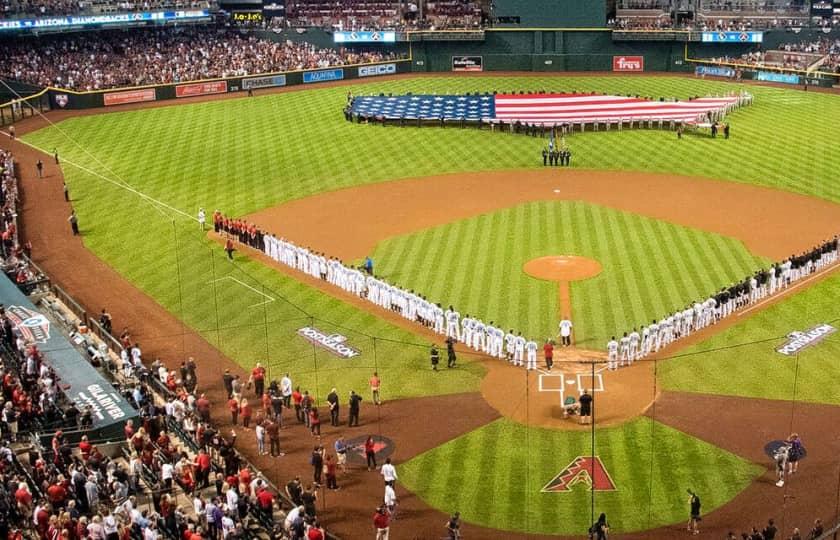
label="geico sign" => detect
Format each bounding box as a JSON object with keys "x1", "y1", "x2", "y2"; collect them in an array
[
  {"x1": 359, "y1": 63, "x2": 397, "y2": 77},
  {"x1": 777, "y1": 324, "x2": 836, "y2": 356},
  {"x1": 613, "y1": 56, "x2": 644, "y2": 72}
]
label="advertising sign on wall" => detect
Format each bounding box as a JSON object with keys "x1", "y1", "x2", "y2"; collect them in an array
[
  {"x1": 755, "y1": 71, "x2": 801, "y2": 84},
  {"x1": 334, "y1": 31, "x2": 396, "y2": 43},
  {"x1": 701, "y1": 31, "x2": 763, "y2": 43},
  {"x1": 104, "y1": 88, "x2": 156, "y2": 106},
  {"x1": 695, "y1": 65, "x2": 736, "y2": 78},
  {"x1": 303, "y1": 68, "x2": 345, "y2": 84},
  {"x1": 612, "y1": 55, "x2": 644, "y2": 72},
  {"x1": 175, "y1": 81, "x2": 228, "y2": 98},
  {"x1": 452, "y1": 56, "x2": 483, "y2": 72},
  {"x1": 359, "y1": 63, "x2": 397, "y2": 77},
  {"x1": 241, "y1": 75, "x2": 287, "y2": 90}
]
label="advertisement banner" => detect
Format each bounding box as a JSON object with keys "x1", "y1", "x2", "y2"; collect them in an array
[
  {"x1": 358, "y1": 63, "x2": 397, "y2": 78},
  {"x1": 452, "y1": 56, "x2": 483, "y2": 72},
  {"x1": 175, "y1": 80, "x2": 228, "y2": 98},
  {"x1": 695, "y1": 65, "x2": 736, "y2": 78},
  {"x1": 756, "y1": 71, "x2": 800, "y2": 84},
  {"x1": 777, "y1": 324, "x2": 836, "y2": 355},
  {"x1": 242, "y1": 74, "x2": 287, "y2": 90},
  {"x1": 612, "y1": 55, "x2": 644, "y2": 72},
  {"x1": 334, "y1": 31, "x2": 396, "y2": 43},
  {"x1": 701, "y1": 31, "x2": 763, "y2": 43},
  {"x1": 303, "y1": 68, "x2": 344, "y2": 84},
  {"x1": 296, "y1": 326, "x2": 360, "y2": 359},
  {"x1": 104, "y1": 88, "x2": 156, "y2": 106},
  {"x1": 0, "y1": 9, "x2": 209, "y2": 32}
]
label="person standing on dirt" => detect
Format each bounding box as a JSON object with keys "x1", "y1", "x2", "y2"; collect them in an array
[
  {"x1": 446, "y1": 336, "x2": 457, "y2": 368},
  {"x1": 63, "y1": 182, "x2": 69, "y2": 201},
  {"x1": 348, "y1": 390, "x2": 362, "y2": 427},
  {"x1": 326, "y1": 388, "x2": 339, "y2": 426},
  {"x1": 687, "y1": 490, "x2": 701, "y2": 535},
  {"x1": 543, "y1": 340, "x2": 554, "y2": 371},
  {"x1": 68, "y1": 210, "x2": 79, "y2": 236},
  {"x1": 559, "y1": 318, "x2": 573, "y2": 347},
  {"x1": 36, "y1": 159, "x2": 44, "y2": 179},
  {"x1": 579, "y1": 389, "x2": 593, "y2": 425}
]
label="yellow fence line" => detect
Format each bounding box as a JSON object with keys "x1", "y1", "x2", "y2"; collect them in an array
[
  {"x1": 0, "y1": 87, "x2": 49, "y2": 108},
  {"x1": 1, "y1": 57, "x2": 414, "y2": 99}
]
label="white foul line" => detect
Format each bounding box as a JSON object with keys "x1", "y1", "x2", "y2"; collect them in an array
[
  {"x1": 737, "y1": 264, "x2": 840, "y2": 318},
  {"x1": 13, "y1": 137, "x2": 196, "y2": 222},
  {"x1": 208, "y1": 276, "x2": 276, "y2": 308}
]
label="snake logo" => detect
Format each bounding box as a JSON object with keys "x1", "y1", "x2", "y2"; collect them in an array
[{"x1": 542, "y1": 456, "x2": 617, "y2": 492}]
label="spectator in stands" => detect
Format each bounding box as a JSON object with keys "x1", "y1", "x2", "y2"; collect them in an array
[{"x1": 0, "y1": 27, "x2": 405, "y2": 91}]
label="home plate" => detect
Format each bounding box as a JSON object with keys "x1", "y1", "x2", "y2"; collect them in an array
[{"x1": 566, "y1": 380, "x2": 576, "y2": 385}]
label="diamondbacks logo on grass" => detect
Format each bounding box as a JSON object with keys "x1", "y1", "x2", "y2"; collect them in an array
[
  {"x1": 776, "y1": 324, "x2": 836, "y2": 356},
  {"x1": 542, "y1": 456, "x2": 617, "y2": 492},
  {"x1": 6, "y1": 305, "x2": 50, "y2": 343},
  {"x1": 343, "y1": 435, "x2": 395, "y2": 466},
  {"x1": 296, "y1": 326, "x2": 360, "y2": 359}
]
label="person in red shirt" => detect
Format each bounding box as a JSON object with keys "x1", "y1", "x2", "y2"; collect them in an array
[
  {"x1": 14, "y1": 482, "x2": 32, "y2": 514},
  {"x1": 78, "y1": 435, "x2": 92, "y2": 461},
  {"x1": 194, "y1": 449, "x2": 212, "y2": 489},
  {"x1": 373, "y1": 507, "x2": 390, "y2": 539},
  {"x1": 309, "y1": 407, "x2": 321, "y2": 436},
  {"x1": 324, "y1": 454, "x2": 338, "y2": 490},
  {"x1": 228, "y1": 397, "x2": 239, "y2": 425},
  {"x1": 46, "y1": 481, "x2": 67, "y2": 506},
  {"x1": 307, "y1": 521, "x2": 325, "y2": 540},
  {"x1": 250, "y1": 363, "x2": 266, "y2": 397},
  {"x1": 543, "y1": 340, "x2": 554, "y2": 371},
  {"x1": 239, "y1": 467, "x2": 252, "y2": 490},
  {"x1": 364, "y1": 435, "x2": 377, "y2": 471},
  {"x1": 292, "y1": 387, "x2": 303, "y2": 423},
  {"x1": 255, "y1": 487, "x2": 273, "y2": 521},
  {"x1": 240, "y1": 399, "x2": 252, "y2": 429},
  {"x1": 124, "y1": 419, "x2": 134, "y2": 440},
  {"x1": 196, "y1": 394, "x2": 211, "y2": 422}
]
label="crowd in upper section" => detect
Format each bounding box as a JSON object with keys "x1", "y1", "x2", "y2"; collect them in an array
[
  {"x1": 0, "y1": 27, "x2": 405, "y2": 91},
  {"x1": 0, "y1": 0, "x2": 488, "y2": 28},
  {"x1": 709, "y1": 37, "x2": 840, "y2": 71}
]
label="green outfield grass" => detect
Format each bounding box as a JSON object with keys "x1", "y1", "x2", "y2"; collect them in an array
[
  {"x1": 366, "y1": 200, "x2": 767, "y2": 345},
  {"x1": 659, "y1": 271, "x2": 840, "y2": 404},
  {"x1": 19, "y1": 76, "x2": 840, "y2": 389},
  {"x1": 398, "y1": 417, "x2": 764, "y2": 535}
]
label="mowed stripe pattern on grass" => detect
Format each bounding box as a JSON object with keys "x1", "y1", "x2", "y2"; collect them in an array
[
  {"x1": 660, "y1": 271, "x2": 840, "y2": 404},
  {"x1": 398, "y1": 417, "x2": 763, "y2": 535},
  {"x1": 368, "y1": 201, "x2": 767, "y2": 345}
]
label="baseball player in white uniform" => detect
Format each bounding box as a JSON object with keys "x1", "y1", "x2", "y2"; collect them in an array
[
  {"x1": 607, "y1": 336, "x2": 619, "y2": 370},
  {"x1": 525, "y1": 340, "x2": 538, "y2": 370},
  {"x1": 513, "y1": 333, "x2": 526, "y2": 367},
  {"x1": 505, "y1": 330, "x2": 516, "y2": 362},
  {"x1": 619, "y1": 333, "x2": 630, "y2": 366},
  {"x1": 628, "y1": 328, "x2": 640, "y2": 363},
  {"x1": 558, "y1": 319, "x2": 573, "y2": 347},
  {"x1": 445, "y1": 306, "x2": 460, "y2": 340}
]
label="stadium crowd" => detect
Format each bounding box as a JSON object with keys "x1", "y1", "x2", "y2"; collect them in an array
[
  {"x1": 0, "y1": 0, "x2": 213, "y2": 18},
  {"x1": 0, "y1": 27, "x2": 405, "y2": 91},
  {"x1": 282, "y1": 0, "x2": 486, "y2": 31},
  {"x1": 704, "y1": 37, "x2": 840, "y2": 72}
]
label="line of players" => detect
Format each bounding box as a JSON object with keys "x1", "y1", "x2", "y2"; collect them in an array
[
  {"x1": 605, "y1": 236, "x2": 839, "y2": 370},
  {"x1": 260, "y1": 234, "x2": 549, "y2": 369}
]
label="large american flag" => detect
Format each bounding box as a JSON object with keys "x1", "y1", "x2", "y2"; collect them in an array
[{"x1": 350, "y1": 93, "x2": 741, "y2": 125}]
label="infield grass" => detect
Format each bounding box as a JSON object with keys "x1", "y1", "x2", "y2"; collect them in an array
[
  {"x1": 398, "y1": 416, "x2": 764, "y2": 535},
  {"x1": 366, "y1": 200, "x2": 767, "y2": 345}
]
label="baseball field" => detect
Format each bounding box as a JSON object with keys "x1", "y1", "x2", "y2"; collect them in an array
[{"x1": 13, "y1": 74, "x2": 840, "y2": 538}]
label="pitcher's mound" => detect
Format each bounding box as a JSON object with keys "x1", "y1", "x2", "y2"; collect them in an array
[{"x1": 523, "y1": 255, "x2": 602, "y2": 282}]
